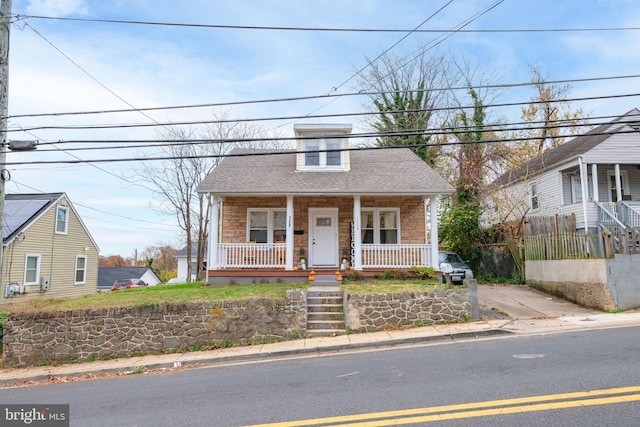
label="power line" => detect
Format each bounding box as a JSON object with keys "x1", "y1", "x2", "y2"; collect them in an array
[
  {"x1": 6, "y1": 73, "x2": 639, "y2": 121},
  {"x1": 4, "y1": 127, "x2": 639, "y2": 167},
  {"x1": 7, "y1": 91, "x2": 640, "y2": 133},
  {"x1": 13, "y1": 14, "x2": 640, "y2": 34},
  {"x1": 26, "y1": 113, "x2": 623, "y2": 152}
]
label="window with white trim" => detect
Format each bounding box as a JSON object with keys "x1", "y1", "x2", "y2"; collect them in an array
[
  {"x1": 247, "y1": 209, "x2": 287, "y2": 243},
  {"x1": 303, "y1": 138, "x2": 342, "y2": 169},
  {"x1": 24, "y1": 254, "x2": 41, "y2": 285},
  {"x1": 361, "y1": 208, "x2": 400, "y2": 244},
  {"x1": 55, "y1": 206, "x2": 69, "y2": 234},
  {"x1": 75, "y1": 255, "x2": 87, "y2": 284},
  {"x1": 529, "y1": 183, "x2": 539, "y2": 210},
  {"x1": 570, "y1": 175, "x2": 593, "y2": 203}
]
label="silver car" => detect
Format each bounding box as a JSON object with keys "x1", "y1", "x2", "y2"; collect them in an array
[{"x1": 438, "y1": 251, "x2": 474, "y2": 283}]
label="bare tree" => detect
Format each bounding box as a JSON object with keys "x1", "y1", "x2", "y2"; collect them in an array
[
  {"x1": 136, "y1": 110, "x2": 281, "y2": 281},
  {"x1": 508, "y1": 64, "x2": 589, "y2": 166}
]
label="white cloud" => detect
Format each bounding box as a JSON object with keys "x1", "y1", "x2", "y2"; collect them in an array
[{"x1": 24, "y1": 0, "x2": 89, "y2": 17}]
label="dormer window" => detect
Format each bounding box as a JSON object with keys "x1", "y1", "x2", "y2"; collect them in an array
[
  {"x1": 304, "y1": 139, "x2": 342, "y2": 167},
  {"x1": 294, "y1": 124, "x2": 352, "y2": 172}
]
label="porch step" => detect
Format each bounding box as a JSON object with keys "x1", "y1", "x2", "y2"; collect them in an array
[
  {"x1": 306, "y1": 286, "x2": 345, "y2": 333},
  {"x1": 309, "y1": 273, "x2": 344, "y2": 286}
]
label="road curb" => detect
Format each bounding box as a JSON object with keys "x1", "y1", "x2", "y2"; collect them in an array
[{"x1": 0, "y1": 329, "x2": 513, "y2": 387}]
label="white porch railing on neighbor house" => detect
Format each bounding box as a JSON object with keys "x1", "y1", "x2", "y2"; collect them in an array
[
  {"x1": 217, "y1": 243, "x2": 287, "y2": 269},
  {"x1": 596, "y1": 201, "x2": 640, "y2": 231},
  {"x1": 361, "y1": 244, "x2": 433, "y2": 269}
]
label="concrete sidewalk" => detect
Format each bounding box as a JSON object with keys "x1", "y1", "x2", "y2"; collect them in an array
[{"x1": 1, "y1": 285, "x2": 639, "y2": 387}]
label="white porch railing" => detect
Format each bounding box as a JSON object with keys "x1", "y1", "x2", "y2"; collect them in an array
[
  {"x1": 217, "y1": 243, "x2": 287, "y2": 269},
  {"x1": 215, "y1": 243, "x2": 434, "y2": 269},
  {"x1": 361, "y1": 244, "x2": 433, "y2": 268}
]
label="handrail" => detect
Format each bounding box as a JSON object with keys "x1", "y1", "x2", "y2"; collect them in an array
[
  {"x1": 619, "y1": 201, "x2": 640, "y2": 228},
  {"x1": 596, "y1": 201, "x2": 626, "y2": 230}
]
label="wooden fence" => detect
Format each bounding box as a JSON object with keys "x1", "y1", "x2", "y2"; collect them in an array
[
  {"x1": 524, "y1": 228, "x2": 640, "y2": 261},
  {"x1": 525, "y1": 214, "x2": 576, "y2": 236}
]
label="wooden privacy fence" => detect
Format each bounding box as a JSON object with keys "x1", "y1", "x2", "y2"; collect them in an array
[
  {"x1": 524, "y1": 228, "x2": 640, "y2": 261},
  {"x1": 525, "y1": 214, "x2": 576, "y2": 236}
]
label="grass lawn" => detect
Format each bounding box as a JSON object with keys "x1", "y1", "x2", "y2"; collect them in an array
[{"x1": 0, "y1": 278, "x2": 453, "y2": 315}]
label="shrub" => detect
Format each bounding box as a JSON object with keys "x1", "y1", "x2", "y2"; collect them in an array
[
  {"x1": 412, "y1": 266, "x2": 437, "y2": 280},
  {"x1": 0, "y1": 311, "x2": 10, "y2": 344},
  {"x1": 345, "y1": 269, "x2": 364, "y2": 282},
  {"x1": 392, "y1": 269, "x2": 410, "y2": 280}
]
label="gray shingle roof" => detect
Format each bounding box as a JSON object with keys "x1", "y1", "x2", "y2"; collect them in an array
[
  {"x1": 196, "y1": 147, "x2": 453, "y2": 196},
  {"x1": 491, "y1": 108, "x2": 640, "y2": 188},
  {"x1": 97, "y1": 267, "x2": 157, "y2": 288}
]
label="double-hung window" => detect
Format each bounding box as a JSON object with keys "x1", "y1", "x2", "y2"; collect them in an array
[
  {"x1": 248, "y1": 209, "x2": 287, "y2": 243},
  {"x1": 529, "y1": 183, "x2": 539, "y2": 210},
  {"x1": 24, "y1": 254, "x2": 41, "y2": 285},
  {"x1": 75, "y1": 255, "x2": 87, "y2": 284},
  {"x1": 56, "y1": 206, "x2": 69, "y2": 234},
  {"x1": 361, "y1": 208, "x2": 400, "y2": 244},
  {"x1": 303, "y1": 138, "x2": 342, "y2": 169}
]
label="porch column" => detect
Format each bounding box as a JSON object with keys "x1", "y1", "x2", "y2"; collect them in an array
[
  {"x1": 579, "y1": 157, "x2": 589, "y2": 230},
  {"x1": 591, "y1": 164, "x2": 599, "y2": 202},
  {"x1": 615, "y1": 163, "x2": 622, "y2": 201},
  {"x1": 352, "y1": 195, "x2": 362, "y2": 270},
  {"x1": 286, "y1": 195, "x2": 294, "y2": 270},
  {"x1": 207, "y1": 195, "x2": 220, "y2": 271},
  {"x1": 429, "y1": 195, "x2": 439, "y2": 269}
]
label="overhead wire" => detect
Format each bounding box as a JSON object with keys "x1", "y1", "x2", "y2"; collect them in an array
[
  {"x1": 4, "y1": 126, "x2": 640, "y2": 167},
  {"x1": 26, "y1": 114, "x2": 628, "y2": 153},
  {"x1": 7, "y1": 90, "x2": 640, "y2": 133},
  {"x1": 13, "y1": 14, "x2": 640, "y2": 34},
  {"x1": 6, "y1": 73, "x2": 639, "y2": 121}
]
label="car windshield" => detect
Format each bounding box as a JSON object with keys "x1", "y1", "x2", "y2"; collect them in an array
[{"x1": 439, "y1": 253, "x2": 463, "y2": 264}]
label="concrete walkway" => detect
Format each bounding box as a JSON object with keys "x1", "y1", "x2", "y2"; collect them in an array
[{"x1": 2, "y1": 285, "x2": 639, "y2": 387}]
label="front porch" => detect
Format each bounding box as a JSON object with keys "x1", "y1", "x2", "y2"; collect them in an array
[
  {"x1": 204, "y1": 194, "x2": 442, "y2": 285},
  {"x1": 207, "y1": 242, "x2": 435, "y2": 284}
]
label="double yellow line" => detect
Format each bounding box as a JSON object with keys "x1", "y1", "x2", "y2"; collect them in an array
[{"x1": 246, "y1": 385, "x2": 640, "y2": 426}]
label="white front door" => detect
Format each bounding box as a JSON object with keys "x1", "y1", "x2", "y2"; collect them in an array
[{"x1": 309, "y1": 208, "x2": 338, "y2": 267}]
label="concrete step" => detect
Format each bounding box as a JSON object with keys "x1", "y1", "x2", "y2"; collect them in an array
[
  {"x1": 307, "y1": 320, "x2": 346, "y2": 330},
  {"x1": 308, "y1": 303, "x2": 343, "y2": 313},
  {"x1": 306, "y1": 283, "x2": 345, "y2": 333},
  {"x1": 307, "y1": 311, "x2": 345, "y2": 322}
]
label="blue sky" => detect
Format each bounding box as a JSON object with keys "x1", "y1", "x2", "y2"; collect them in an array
[{"x1": 6, "y1": 0, "x2": 640, "y2": 256}]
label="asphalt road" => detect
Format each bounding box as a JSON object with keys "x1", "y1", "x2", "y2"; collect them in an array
[{"x1": 2, "y1": 325, "x2": 639, "y2": 426}]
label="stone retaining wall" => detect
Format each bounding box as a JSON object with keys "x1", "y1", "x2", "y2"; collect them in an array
[
  {"x1": 2, "y1": 288, "x2": 471, "y2": 368},
  {"x1": 345, "y1": 288, "x2": 471, "y2": 332},
  {"x1": 2, "y1": 290, "x2": 306, "y2": 368}
]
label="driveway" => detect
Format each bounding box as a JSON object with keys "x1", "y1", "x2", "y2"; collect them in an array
[{"x1": 478, "y1": 284, "x2": 599, "y2": 320}]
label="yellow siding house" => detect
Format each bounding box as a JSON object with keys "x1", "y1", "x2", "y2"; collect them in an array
[{"x1": 1, "y1": 193, "x2": 99, "y2": 304}]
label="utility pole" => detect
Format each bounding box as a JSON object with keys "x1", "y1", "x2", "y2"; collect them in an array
[{"x1": 0, "y1": 0, "x2": 12, "y2": 289}]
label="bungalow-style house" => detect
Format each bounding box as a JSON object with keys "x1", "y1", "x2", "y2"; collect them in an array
[
  {"x1": 1, "y1": 193, "x2": 99, "y2": 302},
  {"x1": 97, "y1": 266, "x2": 162, "y2": 291},
  {"x1": 196, "y1": 124, "x2": 454, "y2": 284},
  {"x1": 486, "y1": 108, "x2": 640, "y2": 236}
]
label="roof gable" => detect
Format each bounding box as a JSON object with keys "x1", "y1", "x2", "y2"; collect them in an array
[
  {"x1": 3, "y1": 193, "x2": 64, "y2": 242},
  {"x1": 3, "y1": 193, "x2": 100, "y2": 250},
  {"x1": 492, "y1": 108, "x2": 640, "y2": 188},
  {"x1": 97, "y1": 267, "x2": 159, "y2": 287}
]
